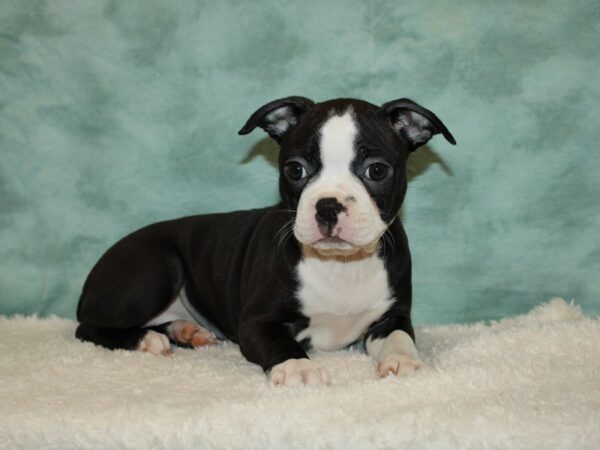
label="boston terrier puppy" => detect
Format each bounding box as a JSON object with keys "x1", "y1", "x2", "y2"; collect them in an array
[{"x1": 75, "y1": 96, "x2": 455, "y2": 386}]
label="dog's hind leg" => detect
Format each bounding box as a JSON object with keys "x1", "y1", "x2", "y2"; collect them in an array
[
  {"x1": 75, "y1": 232, "x2": 185, "y2": 353},
  {"x1": 75, "y1": 323, "x2": 172, "y2": 355}
]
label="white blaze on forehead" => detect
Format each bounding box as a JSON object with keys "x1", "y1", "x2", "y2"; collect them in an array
[{"x1": 319, "y1": 111, "x2": 358, "y2": 175}]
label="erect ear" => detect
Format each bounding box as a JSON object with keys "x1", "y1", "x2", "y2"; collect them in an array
[
  {"x1": 238, "y1": 96, "x2": 315, "y2": 142},
  {"x1": 382, "y1": 98, "x2": 456, "y2": 151}
]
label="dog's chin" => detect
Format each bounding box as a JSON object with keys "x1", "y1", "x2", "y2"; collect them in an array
[
  {"x1": 306, "y1": 237, "x2": 379, "y2": 258},
  {"x1": 312, "y1": 237, "x2": 355, "y2": 256}
]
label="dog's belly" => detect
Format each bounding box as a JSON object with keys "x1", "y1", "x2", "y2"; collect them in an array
[
  {"x1": 143, "y1": 291, "x2": 196, "y2": 327},
  {"x1": 294, "y1": 251, "x2": 393, "y2": 351},
  {"x1": 143, "y1": 288, "x2": 226, "y2": 339}
]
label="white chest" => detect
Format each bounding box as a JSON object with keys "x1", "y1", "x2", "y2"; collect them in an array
[{"x1": 295, "y1": 253, "x2": 393, "y2": 351}]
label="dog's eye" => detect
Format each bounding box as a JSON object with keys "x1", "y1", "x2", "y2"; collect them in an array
[
  {"x1": 365, "y1": 162, "x2": 390, "y2": 181},
  {"x1": 285, "y1": 161, "x2": 308, "y2": 181}
]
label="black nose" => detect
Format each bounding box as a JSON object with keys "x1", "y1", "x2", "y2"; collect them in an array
[{"x1": 315, "y1": 197, "x2": 345, "y2": 233}]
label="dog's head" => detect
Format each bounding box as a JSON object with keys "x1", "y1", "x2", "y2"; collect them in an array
[{"x1": 239, "y1": 97, "x2": 455, "y2": 257}]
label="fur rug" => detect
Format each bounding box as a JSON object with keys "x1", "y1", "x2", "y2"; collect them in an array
[{"x1": 1, "y1": 299, "x2": 599, "y2": 449}]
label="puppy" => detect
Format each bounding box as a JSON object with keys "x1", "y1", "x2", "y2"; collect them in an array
[{"x1": 75, "y1": 96, "x2": 455, "y2": 386}]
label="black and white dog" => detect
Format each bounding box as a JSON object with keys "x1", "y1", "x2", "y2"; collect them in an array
[{"x1": 76, "y1": 96, "x2": 455, "y2": 386}]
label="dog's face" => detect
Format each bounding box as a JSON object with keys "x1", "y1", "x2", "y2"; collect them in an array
[{"x1": 240, "y1": 97, "x2": 455, "y2": 256}]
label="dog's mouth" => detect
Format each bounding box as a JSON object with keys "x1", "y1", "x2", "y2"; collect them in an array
[
  {"x1": 305, "y1": 236, "x2": 381, "y2": 259},
  {"x1": 311, "y1": 237, "x2": 354, "y2": 250},
  {"x1": 308, "y1": 237, "x2": 363, "y2": 257}
]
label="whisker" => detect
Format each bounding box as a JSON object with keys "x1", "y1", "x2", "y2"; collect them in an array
[
  {"x1": 277, "y1": 223, "x2": 296, "y2": 252},
  {"x1": 381, "y1": 233, "x2": 390, "y2": 255},
  {"x1": 387, "y1": 230, "x2": 396, "y2": 253},
  {"x1": 274, "y1": 218, "x2": 296, "y2": 242},
  {"x1": 381, "y1": 229, "x2": 395, "y2": 255}
]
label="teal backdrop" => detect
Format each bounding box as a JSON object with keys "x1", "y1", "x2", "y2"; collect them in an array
[{"x1": 1, "y1": 0, "x2": 599, "y2": 324}]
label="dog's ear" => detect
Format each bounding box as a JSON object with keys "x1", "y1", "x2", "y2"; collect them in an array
[
  {"x1": 382, "y1": 98, "x2": 456, "y2": 151},
  {"x1": 238, "y1": 96, "x2": 315, "y2": 142}
]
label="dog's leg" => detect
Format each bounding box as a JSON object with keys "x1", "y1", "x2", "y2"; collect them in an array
[
  {"x1": 75, "y1": 237, "x2": 185, "y2": 353},
  {"x1": 366, "y1": 330, "x2": 424, "y2": 377},
  {"x1": 239, "y1": 321, "x2": 330, "y2": 386},
  {"x1": 365, "y1": 316, "x2": 424, "y2": 378},
  {"x1": 75, "y1": 323, "x2": 172, "y2": 355},
  {"x1": 161, "y1": 320, "x2": 217, "y2": 348}
]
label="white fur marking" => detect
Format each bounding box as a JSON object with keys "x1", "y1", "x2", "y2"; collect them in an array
[
  {"x1": 319, "y1": 112, "x2": 358, "y2": 176},
  {"x1": 296, "y1": 252, "x2": 393, "y2": 350}
]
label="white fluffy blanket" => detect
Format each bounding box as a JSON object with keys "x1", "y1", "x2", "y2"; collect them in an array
[{"x1": 1, "y1": 299, "x2": 599, "y2": 449}]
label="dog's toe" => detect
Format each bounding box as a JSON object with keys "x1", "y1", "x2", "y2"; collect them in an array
[
  {"x1": 268, "y1": 358, "x2": 331, "y2": 387},
  {"x1": 138, "y1": 330, "x2": 172, "y2": 355},
  {"x1": 378, "y1": 353, "x2": 424, "y2": 378}
]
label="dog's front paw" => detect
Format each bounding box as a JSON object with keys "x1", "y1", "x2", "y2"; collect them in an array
[
  {"x1": 268, "y1": 358, "x2": 331, "y2": 387},
  {"x1": 378, "y1": 353, "x2": 424, "y2": 378}
]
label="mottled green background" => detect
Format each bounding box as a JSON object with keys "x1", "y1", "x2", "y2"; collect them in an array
[{"x1": 1, "y1": 0, "x2": 599, "y2": 324}]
